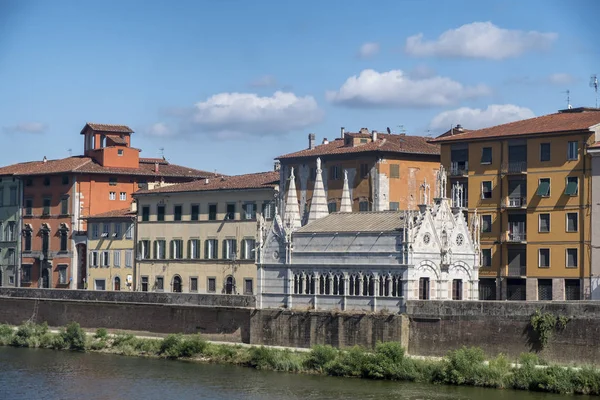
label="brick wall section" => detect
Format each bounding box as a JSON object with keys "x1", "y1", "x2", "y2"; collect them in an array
[{"x1": 407, "y1": 300, "x2": 600, "y2": 364}]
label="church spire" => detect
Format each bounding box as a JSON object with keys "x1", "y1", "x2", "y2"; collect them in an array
[
  {"x1": 307, "y1": 157, "x2": 329, "y2": 223},
  {"x1": 340, "y1": 170, "x2": 352, "y2": 212},
  {"x1": 283, "y1": 167, "x2": 301, "y2": 230}
]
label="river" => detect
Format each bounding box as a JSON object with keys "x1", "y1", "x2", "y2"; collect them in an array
[{"x1": 0, "y1": 347, "x2": 589, "y2": 400}]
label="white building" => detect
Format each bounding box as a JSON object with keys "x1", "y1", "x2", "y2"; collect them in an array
[{"x1": 257, "y1": 160, "x2": 480, "y2": 312}]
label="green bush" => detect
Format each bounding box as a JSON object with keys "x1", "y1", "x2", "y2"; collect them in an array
[
  {"x1": 572, "y1": 366, "x2": 600, "y2": 395},
  {"x1": 178, "y1": 335, "x2": 207, "y2": 358},
  {"x1": 304, "y1": 345, "x2": 338, "y2": 372},
  {"x1": 365, "y1": 342, "x2": 420, "y2": 381},
  {"x1": 94, "y1": 328, "x2": 108, "y2": 340},
  {"x1": 160, "y1": 334, "x2": 184, "y2": 358},
  {"x1": 11, "y1": 322, "x2": 47, "y2": 348},
  {"x1": 324, "y1": 346, "x2": 370, "y2": 377},
  {"x1": 61, "y1": 322, "x2": 87, "y2": 351},
  {"x1": 135, "y1": 338, "x2": 161, "y2": 355},
  {"x1": 248, "y1": 346, "x2": 277, "y2": 370},
  {"x1": 439, "y1": 347, "x2": 487, "y2": 386}
]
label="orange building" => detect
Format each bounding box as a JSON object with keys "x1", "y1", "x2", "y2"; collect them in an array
[
  {"x1": 276, "y1": 128, "x2": 440, "y2": 219},
  {"x1": 0, "y1": 123, "x2": 215, "y2": 289}
]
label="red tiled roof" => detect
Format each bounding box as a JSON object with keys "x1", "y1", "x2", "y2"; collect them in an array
[
  {"x1": 80, "y1": 123, "x2": 134, "y2": 134},
  {"x1": 140, "y1": 158, "x2": 169, "y2": 165},
  {"x1": 135, "y1": 171, "x2": 279, "y2": 195},
  {"x1": 431, "y1": 108, "x2": 600, "y2": 143},
  {"x1": 107, "y1": 136, "x2": 128, "y2": 145},
  {"x1": 277, "y1": 133, "x2": 439, "y2": 160},
  {"x1": 85, "y1": 208, "x2": 136, "y2": 220}
]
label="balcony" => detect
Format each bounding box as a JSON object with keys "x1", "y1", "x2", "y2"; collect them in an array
[
  {"x1": 501, "y1": 161, "x2": 527, "y2": 175},
  {"x1": 450, "y1": 161, "x2": 468, "y2": 177},
  {"x1": 501, "y1": 196, "x2": 527, "y2": 209},
  {"x1": 505, "y1": 264, "x2": 527, "y2": 277},
  {"x1": 505, "y1": 231, "x2": 526, "y2": 243}
]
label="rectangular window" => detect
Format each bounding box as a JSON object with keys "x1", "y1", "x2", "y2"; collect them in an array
[
  {"x1": 330, "y1": 165, "x2": 340, "y2": 180},
  {"x1": 390, "y1": 164, "x2": 400, "y2": 178},
  {"x1": 207, "y1": 277, "x2": 216, "y2": 293},
  {"x1": 359, "y1": 201, "x2": 369, "y2": 212},
  {"x1": 157, "y1": 205, "x2": 165, "y2": 221},
  {"x1": 141, "y1": 276, "x2": 149, "y2": 292},
  {"x1": 25, "y1": 198, "x2": 33, "y2": 216},
  {"x1": 539, "y1": 213, "x2": 550, "y2": 233},
  {"x1": 205, "y1": 239, "x2": 218, "y2": 259},
  {"x1": 481, "y1": 181, "x2": 492, "y2": 199},
  {"x1": 60, "y1": 231, "x2": 68, "y2": 252},
  {"x1": 540, "y1": 143, "x2": 551, "y2": 162},
  {"x1": 190, "y1": 277, "x2": 198, "y2": 292},
  {"x1": 113, "y1": 250, "x2": 121, "y2": 267},
  {"x1": 117, "y1": 149, "x2": 124, "y2": 156},
  {"x1": 244, "y1": 278, "x2": 253, "y2": 295},
  {"x1": 360, "y1": 163, "x2": 369, "y2": 178},
  {"x1": 109, "y1": 177, "x2": 117, "y2": 186},
  {"x1": 481, "y1": 249, "x2": 492, "y2": 267},
  {"x1": 141, "y1": 206, "x2": 150, "y2": 222},
  {"x1": 114, "y1": 223, "x2": 122, "y2": 238},
  {"x1": 102, "y1": 223, "x2": 110, "y2": 237},
  {"x1": 109, "y1": 192, "x2": 116, "y2": 201},
  {"x1": 170, "y1": 239, "x2": 183, "y2": 259},
  {"x1": 43, "y1": 177, "x2": 50, "y2": 186},
  {"x1": 566, "y1": 248, "x2": 578, "y2": 268},
  {"x1": 191, "y1": 205, "x2": 200, "y2": 221},
  {"x1": 101, "y1": 251, "x2": 110, "y2": 267},
  {"x1": 91, "y1": 223, "x2": 99, "y2": 239},
  {"x1": 95, "y1": 279, "x2": 106, "y2": 290},
  {"x1": 226, "y1": 203, "x2": 235, "y2": 220},
  {"x1": 452, "y1": 279, "x2": 463, "y2": 300},
  {"x1": 310, "y1": 168, "x2": 316, "y2": 180},
  {"x1": 24, "y1": 231, "x2": 31, "y2": 251},
  {"x1": 389, "y1": 202, "x2": 399, "y2": 211},
  {"x1": 262, "y1": 202, "x2": 274, "y2": 220},
  {"x1": 536, "y1": 178, "x2": 550, "y2": 197},
  {"x1": 154, "y1": 239, "x2": 166, "y2": 259},
  {"x1": 6, "y1": 248, "x2": 15, "y2": 265},
  {"x1": 567, "y1": 141, "x2": 578, "y2": 160},
  {"x1": 189, "y1": 239, "x2": 201, "y2": 259},
  {"x1": 481, "y1": 215, "x2": 492, "y2": 232},
  {"x1": 566, "y1": 212, "x2": 578, "y2": 232},
  {"x1": 242, "y1": 239, "x2": 256, "y2": 260},
  {"x1": 21, "y1": 265, "x2": 32, "y2": 283},
  {"x1": 242, "y1": 203, "x2": 256, "y2": 220},
  {"x1": 125, "y1": 250, "x2": 133, "y2": 268},
  {"x1": 565, "y1": 176, "x2": 578, "y2": 196},
  {"x1": 42, "y1": 232, "x2": 49, "y2": 253},
  {"x1": 538, "y1": 279, "x2": 553, "y2": 301},
  {"x1": 565, "y1": 279, "x2": 581, "y2": 300},
  {"x1": 138, "y1": 240, "x2": 150, "y2": 259},
  {"x1": 9, "y1": 187, "x2": 17, "y2": 206},
  {"x1": 223, "y1": 239, "x2": 237, "y2": 260},
  {"x1": 539, "y1": 248, "x2": 550, "y2": 268},
  {"x1": 42, "y1": 198, "x2": 51, "y2": 215},
  {"x1": 481, "y1": 147, "x2": 492, "y2": 164},
  {"x1": 328, "y1": 202, "x2": 337, "y2": 213},
  {"x1": 58, "y1": 265, "x2": 68, "y2": 285},
  {"x1": 6, "y1": 222, "x2": 15, "y2": 241},
  {"x1": 60, "y1": 196, "x2": 69, "y2": 215},
  {"x1": 125, "y1": 223, "x2": 133, "y2": 239},
  {"x1": 419, "y1": 277, "x2": 430, "y2": 300},
  {"x1": 120, "y1": 192, "x2": 126, "y2": 201},
  {"x1": 156, "y1": 276, "x2": 164, "y2": 291},
  {"x1": 62, "y1": 175, "x2": 69, "y2": 185},
  {"x1": 174, "y1": 205, "x2": 182, "y2": 221},
  {"x1": 90, "y1": 251, "x2": 98, "y2": 267},
  {"x1": 208, "y1": 204, "x2": 217, "y2": 220}
]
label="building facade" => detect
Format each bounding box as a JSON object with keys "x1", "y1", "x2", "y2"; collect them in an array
[
  {"x1": 0, "y1": 176, "x2": 22, "y2": 287},
  {"x1": 432, "y1": 107, "x2": 600, "y2": 301},
  {"x1": 257, "y1": 161, "x2": 480, "y2": 312},
  {"x1": 84, "y1": 208, "x2": 136, "y2": 291},
  {"x1": 0, "y1": 122, "x2": 215, "y2": 289},
  {"x1": 133, "y1": 171, "x2": 279, "y2": 295},
  {"x1": 276, "y1": 128, "x2": 440, "y2": 221}
]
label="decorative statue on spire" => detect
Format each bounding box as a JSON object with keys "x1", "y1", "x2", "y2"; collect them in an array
[
  {"x1": 316, "y1": 157, "x2": 322, "y2": 172},
  {"x1": 452, "y1": 182, "x2": 464, "y2": 208},
  {"x1": 420, "y1": 178, "x2": 431, "y2": 205},
  {"x1": 436, "y1": 165, "x2": 448, "y2": 198}
]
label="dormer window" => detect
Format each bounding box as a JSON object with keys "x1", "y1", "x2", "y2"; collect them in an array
[{"x1": 118, "y1": 149, "x2": 124, "y2": 156}]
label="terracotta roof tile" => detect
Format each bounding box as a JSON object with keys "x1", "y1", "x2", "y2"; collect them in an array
[
  {"x1": 140, "y1": 158, "x2": 169, "y2": 165},
  {"x1": 107, "y1": 136, "x2": 128, "y2": 145},
  {"x1": 277, "y1": 133, "x2": 439, "y2": 160},
  {"x1": 85, "y1": 208, "x2": 136, "y2": 220},
  {"x1": 135, "y1": 171, "x2": 279, "y2": 195},
  {"x1": 81, "y1": 123, "x2": 134, "y2": 134},
  {"x1": 295, "y1": 211, "x2": 405, "y2": 233},
  {"x1": 431, "y1": 108, "x2": 600, "y2": 143}
]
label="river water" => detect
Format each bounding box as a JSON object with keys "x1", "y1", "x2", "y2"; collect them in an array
[{"x1": 0, "y1": 347, "x2": 588, "y2": 400}]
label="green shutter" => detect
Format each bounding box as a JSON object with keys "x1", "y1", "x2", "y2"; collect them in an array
[
  {"x1": 536, "y1": 181, "x2": 550, "y2": 196},
  {"x1": 565, "y1": 180, "x2": 578, "y2": 196}
]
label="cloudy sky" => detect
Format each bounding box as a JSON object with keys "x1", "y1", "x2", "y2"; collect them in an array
[{"x1": 0, "y1": 0, "x2": 598, "y2": 174}]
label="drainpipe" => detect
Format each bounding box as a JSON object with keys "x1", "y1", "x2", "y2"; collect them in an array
[{"x1": 16, "y1": 177, "x2": 23, "y2": 288}]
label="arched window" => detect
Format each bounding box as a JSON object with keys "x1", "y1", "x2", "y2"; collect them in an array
[
  {"x1": 332, "y1": 274, "x2": 344, "y2": 295},
  {"x1": 114, "y1": 276, "x2": 121, "y2": 291},
  {"x1": 173, "y1": 275, "x2": 182, "y2": 293},
  {"x1": 349, "y1": 274, "x2": 361, "y2": 296},
  {"x1": 225, "y1": 275, "x2": 235, "y2": 294}
]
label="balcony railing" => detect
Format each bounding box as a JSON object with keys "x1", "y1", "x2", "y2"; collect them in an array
[
  {"x1": 450, "y1": 161, "x2": 468, "y2": 176},
  {"x1": 501, "y1": 161, "x2": 527, "y2": 174},
  {"x1": 506, "y1": 264, "x2": 527, "y2": 276},
  {"x1": 506, "y1": 231, "x2": 526, "y2": 243},
  {"x1": 502, "y1": 196, "x2": 527, "y2": 208}
]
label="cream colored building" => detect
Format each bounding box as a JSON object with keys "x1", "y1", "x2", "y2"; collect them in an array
[
  {"x1": 132, "y1": 171, "x2": 279, "y2": 295},
  {"x1": 85, "y1": 208, "x2": 136, "y2": 291}
]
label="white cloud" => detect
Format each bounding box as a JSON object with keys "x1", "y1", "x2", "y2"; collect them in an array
[
  {"x1": 357, "y1": 42, "x2": 380, "y2": 59},
  {"x1": 547, "y1": 73, "x2": 576, "y2": 85},
  {"x1": 405, "y1": 22, "x2": 557, "y2": 60},
  {"x1": 146, "y1": 122, "x2": 173, "y2": 137},
  {"x1": 326, "y1": 69, "x2": 490, "y2": 108},
  {"x1": 249, "y1": 75, "x2": 278, "y2": 88},
  {"x1": 2, "y1": 122, "x2": 47, "y2": 134},
  {"x1": 429, "y1": 104, "x2": 535, "y2": 130},
  {"x1": 408, "y1": 64, "x2": 436, "y2": 79}
]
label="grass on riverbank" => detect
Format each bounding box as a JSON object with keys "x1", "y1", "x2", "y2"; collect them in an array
[{"x1": 1, "y1": 322, "x2": 599, "y2": 395}]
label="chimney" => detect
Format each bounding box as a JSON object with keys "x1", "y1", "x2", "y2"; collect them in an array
[
  {"x1": 205, "y1": 178, "x2": 209, "y2": 184},
  {"x1": 360, "y1": 127, "x2": 369, "y2": 134},
  {"x1": 340, "y1": 127, "x2": 345, "y2": 138},
  {"x1": 372, "y1": 130, "x2": 378, "y2": 141},
  {"x1": 308, "y1": 133, "x2": 316, "y2": 150},
  {"x1": 274, "y1": 160, "x2": 280, "y2": 171},
  {"x1": 43, "y1": 156, "x2": 47, "y2": 163},
  {"x1": 322, "y1": 138, "x2": 329, "y2": 145},
  {"x1": 130, "y1": 200, "x2": 137, "y2": 213},
  {"x1": 456, "y1": 124, "x2": 464, "y2": 133},
  {"x1": 154, "y1": 162, "x2": 159, "y2": 173}
]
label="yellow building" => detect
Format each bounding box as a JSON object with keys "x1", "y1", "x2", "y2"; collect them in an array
[
  {"x1": 432, "y1": 107, "x2": 600, "y2": 300},
  {"x1": 132, "y1": 171, "x2": 279, "y2": 295},
  {"x1": 85, "y1": 208, "x2": 136, "y2": 291}
]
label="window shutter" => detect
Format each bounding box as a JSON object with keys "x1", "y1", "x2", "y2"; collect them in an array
[
  {"x1": 222, "y1": 240, "x2": 227, "y2": 259},
  {"x1": 204, "y1": 240, "x2": 208, "y2": 259}
]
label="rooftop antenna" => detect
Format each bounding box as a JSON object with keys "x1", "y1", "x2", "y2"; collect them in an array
[
  {"x1": 67, "y1": 148, "x2": 72, "y2": 157},
  {"x1": 159, "y1": 147, "x2": 165, "y2": 158},
  {"x1": 590, "y1": 74, "x2": 598, "y2": 108},
  {"x1": 562, "y1": 89, "x2": 572, "y2": 109},
  {"x1": 386, "y1": 127, "x2": 391, "y2": 134},
  {"x1": 397, "y1": 125, "x2": 406, "y2": 135}
]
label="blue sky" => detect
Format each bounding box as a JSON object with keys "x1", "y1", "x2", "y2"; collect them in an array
[{"x1": 0, "y1": 0, "x2": 598, "y2": 175}]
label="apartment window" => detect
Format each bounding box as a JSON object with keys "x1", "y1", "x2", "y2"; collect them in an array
[
  {"x1": 125, "y1": 223, "x2": 133, "y2": 239},
  {"x1": 188, "y1": 239, "x2": 201, "y2": 259},
  {"x1": 154, "y1": 239, "x2": 166, "y2": 259},
  {"x1": 359, "y1": 201, "x2": 369, "y2": 212},
  {"x1": 90, "y1": 251, "x2": 99, "y2": 267},
  {"x1": 113, "y1": 250, "x2": 121, "y2": 267},
  {"x1": 62, "y1": 175, "x2": 69, "y2": 185},
  {"x1": 565, "y1": 279, "x2": 581, "y2": 300},
  {"x1": 481, "y1": 249, "x2": 492, "y2": 267},
  {"x1": 328, "y1": 202, "x2": 337, "y2": 213},
  {"x1": 390, "y1": 164, "x2": 400, "y2": 178},
  {"x1": 43, "y1": 177, "x2": 50, "y2": 186},
  {"x1": 330, "y1": 165, "x2": 340, "y2": 180},
  {"x1": 21, "y1": 265, "x2": 32, "y2": 283},
  {"x1": 141, "y1": 276, "x2": 149, "y2": 292},
  {"x1": 23, "y1": 230, "x2": 32, "y2": 251},
  {"x1": 360, "y1": 138, "x2": 368, "y2": 143},
  {"x1": 109, "y1": 177, "x2": 117, "y2": 186},
  {"x1": 141, "y1": 206, "x2": 150, "y2": 222},
  {"x1": 242, "y1": 239, "x2": 256, "y2": 260},
  {"x1": 109, "y1": 192, "x2": 116, "y2": 201},
  {"x1": 481, "y1": 181, "x2": 492, "y2": 199},
  {"x1": 566, "y1": 248, "x2": 578, "y2": 268},
  {"x1": 125, "y1": 250, "x2": 133, "y2": 268},
  {"x1": 174, "y1": 205, "x2": 182, "y2": 221},
  {"x1": 540, "y1": 143, "x2": 551, "y2": 162},
  {"x1": 156, "y1": 276, "x2": 164, "y2": 291},
  {"x1": 9, "y1": 187, "x2": 17, "y2": 206},
  {"x1": 101, "y1": 251, "x2": 110, "y2": 267},
  {"x1": 25, "y1": 198, "x2": 33, "y2": 216},
  {"x1": 225, "y1": 203, "x2": 235, "y2": 220},
  {"x1": 536, "y1": 178, "x2": 550, "y2": 197},
  {"x1": 138, "y1": 240, "x2": 150, "y2": 259},
  {"x1": 91, "y1": 223, "x2": 99, "y2": 239},
  {"x1": 242, "y1": 203, "x2": 256, "y2": 220},
  {"x1": 114, "y1": 223, "x2": 122, "y2": 238},
  {"x1": 190, "y1": 277, "x2": 198, "y2": 292},
  {"x1": 42, "y1": 197, "x2": 51, "y2": 215},
  {"x1": 60, "y1": 196, "x2": 69, "y2": 215},
  {"x1": 244, "y1": 278, "x2": 253, "y2": 295},
  {"x1": 59, "y1": 230, "x2": 68, "y2": 252},
  {"x1": 170, "y1": 239, "x2": 183, "y2": 259},
  {"x1": 389, "y1": 202, "x2": 399, "y2": 211},
  {"x1": 205, "y1": 239, "x2": 218, "y2": 259},
  {"x1": 538, "y1": 279, "x2": 553, "y2": 301},
  {"x1": 565, "y1": 176, "x2": 578, "y2": 196},
  {"x1": 567, "y1": 141, "x2": 578, "y2": 160},
  {"x1": 481, "y1": 215, "x2": 492, "y2": 233},
  {"x1": 120, "y1": 192, "x2": 126, "y2": 201},
  {"x1": 223, "y1": 239, "x2": 237, "y2": 260},
  {"x1": 538, "y1": 248, "x2": 550, "y2": 268},
  {"x1": 566, "y1": 212, "x2": 578, "y2": 232},
  {"x1": 114, "y1": 277, "x2": 121, "y2": 291},
  {"x1": 452, "y1": 279, "x2": 463, "y2": 300},
  {"x1": 207, "y1": 277, "x2": 216, "y2": 293},
  {"x1": 360, "y1": 163, "x2": 369, "y2": 178},
  {"x1": 539, "y1": 214, "x2": 550, "y2": 233},
  {"x1": 42, "y1": 231, "x2": 49, "y2": 253},
  {"x1": 25, "y1": 179, "x2": 32, "y2": 187},
  {"x1": 262, "y1": 202, "x2": 274, "y2": 220},
  {"x1": 58, "y1": 265, "x2": 68, "y2": 285},
  {"x1": 102, "y1": 223, "x2": 110, "y2": 237},
  {"x1": 419, "y1": 277, "x2": 430, "y2": 300},
  {"x1": 157, "y1": 205, "x2": 165, "y2": 221},
  {"x1": 208, "y1": 204, "x2": 217, "y2": 220},
  {"x1": 481, "y1": 147, "x2": 492, "y2": 164},
  {"x1": 6, "y1": 248, "x2": 15, "y2": 265},
  {"x1": 191, "y1": 205, "x2": 200, "y2": 221},
  {"x1": 117, "y1": 149, "x2": 124, "y2": 156},
  {"x1": 5, "y1": 222, "x2": 15, "y2": 241}
]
